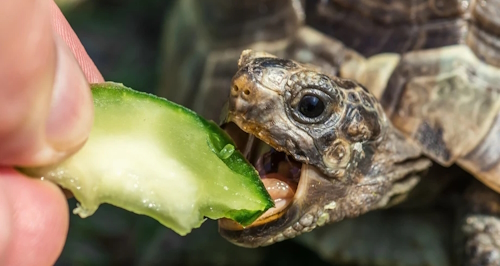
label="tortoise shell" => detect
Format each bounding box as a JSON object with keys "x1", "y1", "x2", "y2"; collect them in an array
[{"x1": 159, "y1": 0, "x2": 500, "y2": 194}]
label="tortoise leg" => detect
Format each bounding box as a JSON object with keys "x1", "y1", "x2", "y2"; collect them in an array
[{"x1": 457, "y1": 181, "x2": 500, "y2": 266}]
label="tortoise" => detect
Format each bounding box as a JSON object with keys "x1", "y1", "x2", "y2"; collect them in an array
[{"x1": 159, "y1": 0, "x2": 500, "y2": 265}]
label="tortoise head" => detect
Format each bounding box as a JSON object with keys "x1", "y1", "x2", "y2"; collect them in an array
[{"x1": 219, "y1": 50, "x2": 430, "y2": 247}]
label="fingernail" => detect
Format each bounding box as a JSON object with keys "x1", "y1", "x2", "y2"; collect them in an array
[{"x1": 45, "y1": 34, "x2": 94, "y2": 153}]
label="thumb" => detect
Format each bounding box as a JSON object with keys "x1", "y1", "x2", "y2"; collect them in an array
[{"x1": 0, "y1": 0, "x2": 94, "y2": 167}]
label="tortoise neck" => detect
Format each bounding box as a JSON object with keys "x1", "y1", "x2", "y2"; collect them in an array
[{"x1": 356, "y1": 126, "x2": 432, "y2": 209}]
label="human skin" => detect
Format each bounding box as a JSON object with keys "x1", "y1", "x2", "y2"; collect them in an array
[{"x1": 0, "y1": 0, "x2": 104, "y2": 265}]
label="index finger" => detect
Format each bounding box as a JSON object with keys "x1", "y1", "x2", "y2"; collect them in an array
[{"x1": 50, "y1": 0, "x2": 104, "y2": 83}]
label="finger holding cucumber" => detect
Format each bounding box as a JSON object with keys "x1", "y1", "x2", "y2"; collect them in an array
[{"x1": 19, "y1": 82, "x2": 274, "y2": 236}]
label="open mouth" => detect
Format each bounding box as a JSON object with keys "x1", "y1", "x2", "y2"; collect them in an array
[{"x1": 219, "y1": 122, "x2": 303, "y2": 230}]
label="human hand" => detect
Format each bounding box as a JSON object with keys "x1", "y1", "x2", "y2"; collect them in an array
[{"x1": 0, "y1": 1, "x2": 103, "y2": 265}]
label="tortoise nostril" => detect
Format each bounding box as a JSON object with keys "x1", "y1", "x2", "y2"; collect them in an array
[
  {"x1": 233, "y1": 85, "x2": 239, "y2": 92},
  {"x1": 244, "y1": 89, "x2": 251, "y2": 95}
]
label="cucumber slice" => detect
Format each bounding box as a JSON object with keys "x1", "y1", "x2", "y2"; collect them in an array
[{"x1": 19, "y1": 82, "x2": 273, "y2": 235}]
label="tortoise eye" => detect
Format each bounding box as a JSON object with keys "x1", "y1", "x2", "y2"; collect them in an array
[{"x1": 298, "y1": 95, "x2": 325, "y2": 118}]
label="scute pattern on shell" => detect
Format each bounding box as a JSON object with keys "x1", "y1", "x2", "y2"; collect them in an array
[
  {"x1": 306, "y1": 0, "x2": 500, "y2": 62},
  {"x1": 379, "y1": 44, "x2": 500, "y2": 195}
]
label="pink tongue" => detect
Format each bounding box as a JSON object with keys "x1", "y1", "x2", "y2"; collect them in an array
[
  {"x1": 261, "y1": 177, "x2": 294, "y2": 200},
  {"x1": 255, "y1": 174, "x2": 295, "y2": 221}
]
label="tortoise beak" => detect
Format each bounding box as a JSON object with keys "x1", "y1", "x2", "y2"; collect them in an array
[
  {"x1": 218, "y1": 164, "x2": 333, "y2": 247},
  {"x1": 218, "y1": 201, "x2": 301, "y2": 247},
  {"x1": 217, "y1": 105, "x2": 305, "y2": 247}
]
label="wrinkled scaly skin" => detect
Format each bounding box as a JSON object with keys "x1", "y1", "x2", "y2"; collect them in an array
[
  {"x1": 457, "y1": 181, "x2": 500, "y2": 266},
  {"x1": 219, "y1": 50, "x2": 432, "y2": 247},
  {"x1": 160, "y1": 0, "x2": 500, "y2": 265},
  {"x1": 219, "y1": 50, "x2": 500, "y2": 265}
]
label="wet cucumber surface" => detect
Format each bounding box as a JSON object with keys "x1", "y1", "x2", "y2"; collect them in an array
[{"x1": 20, "y1": 82, "x2": 273, "y2": 235}]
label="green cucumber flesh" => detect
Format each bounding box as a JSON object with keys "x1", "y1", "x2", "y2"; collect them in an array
[{"x1": 19, "y1": 82, "x2": 273, "y2": 236}]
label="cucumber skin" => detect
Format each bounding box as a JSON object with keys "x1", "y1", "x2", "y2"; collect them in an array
[
  {"x1": 95, "y1": 82, "x2": 274, "y2": 224},
  {"x1": 19, "y1": 82, "x2": 273, "y2": 235},
  {"x1": 93, "y1": 83, "x2": 273, "y2": 215}
]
